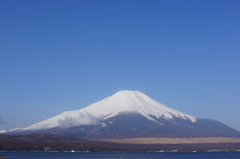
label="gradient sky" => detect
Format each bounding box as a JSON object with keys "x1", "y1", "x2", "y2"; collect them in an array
[{"x1": 0, "y1": 0, "x2": 240, "y2": 131}]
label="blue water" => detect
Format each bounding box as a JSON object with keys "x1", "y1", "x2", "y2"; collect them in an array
[{"x1": 1, "y1": 151, "x2": 240, "y2": 159}]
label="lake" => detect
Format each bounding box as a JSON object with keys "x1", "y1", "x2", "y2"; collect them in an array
[{"x1": 1, "y1": 151, "x2": 240, "y2": 159}]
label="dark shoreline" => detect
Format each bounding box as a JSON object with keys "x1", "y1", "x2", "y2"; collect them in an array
[{"x1": 1, "y1": 134, "x2": 240, "y2": 152}]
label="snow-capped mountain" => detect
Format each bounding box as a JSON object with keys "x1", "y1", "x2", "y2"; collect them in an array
[
  {"x1": 22, "y1": 90, "x2": 196, "y2": 131},
  {"x1": 4, "y1": 90, "x2": 240, "y2": 138}
]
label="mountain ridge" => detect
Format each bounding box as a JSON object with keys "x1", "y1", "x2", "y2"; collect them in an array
[
  {"x1": 2, "y1": 90, "x2": 240, "y2": 138},
  {"x1": 20, "y1": 90, "x2": 197, "y2": 131}
]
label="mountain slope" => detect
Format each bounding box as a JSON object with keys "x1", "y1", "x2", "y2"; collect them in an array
[
  {"x1": 21, "y1": 90, "x2": 196, "y2": 131},
  {"x1": 4, "y1": 90, "x2": 240, "y2": 138}
]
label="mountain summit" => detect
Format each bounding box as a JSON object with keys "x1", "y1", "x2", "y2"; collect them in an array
[{"x1": 5, "y1": 90, "x2": 240, "y2": 138}]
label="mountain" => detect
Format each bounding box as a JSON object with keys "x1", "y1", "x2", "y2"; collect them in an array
[{"x1": 3, "y1": 90, "x2": 240, "y2": 138}]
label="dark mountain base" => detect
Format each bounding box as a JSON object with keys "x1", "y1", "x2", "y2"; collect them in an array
[
  {"x1": 39, "y1": 113, "x2": 240, "y2": 139},
  {"x1": 1, "y1": 133, "x2": 240, "y2": 152}
]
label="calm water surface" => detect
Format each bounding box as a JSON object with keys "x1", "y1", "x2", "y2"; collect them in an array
[{"x1": 1, "y1": 151, "x2": 240, "y2": 159}]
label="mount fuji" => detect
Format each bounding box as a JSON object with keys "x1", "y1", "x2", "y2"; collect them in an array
[{"x1": 4, "y1": 90, "x2": 240, "y2": 138}]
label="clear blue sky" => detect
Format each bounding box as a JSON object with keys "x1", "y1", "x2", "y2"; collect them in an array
[{"x1": 0, "y1": 0, "x2": 240, "y2": 131}]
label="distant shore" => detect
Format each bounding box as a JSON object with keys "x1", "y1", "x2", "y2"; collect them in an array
[
  {"x1": 97, "y1": 137, "x2": 240, "y2": 144},
  {"x1": 1, "y1": 134, "x2": 240, "y2": 152}
]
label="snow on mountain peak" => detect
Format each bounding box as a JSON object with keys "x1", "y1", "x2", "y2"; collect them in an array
[
  {"x1": 83, "y1": 90, "x2": 196, "y2": 121},
  {"x1": 21, "y1": 90, "x2": 197, "y2": 131}
]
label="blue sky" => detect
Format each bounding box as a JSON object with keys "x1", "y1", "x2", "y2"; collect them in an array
[{"x1": 0, "y1": 0, "x2": 240, "y2": 131}]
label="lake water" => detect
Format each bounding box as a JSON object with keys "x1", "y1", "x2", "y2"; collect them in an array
[{"x1": 1, "y1": 151, "x2": 240, "y2": 159}]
